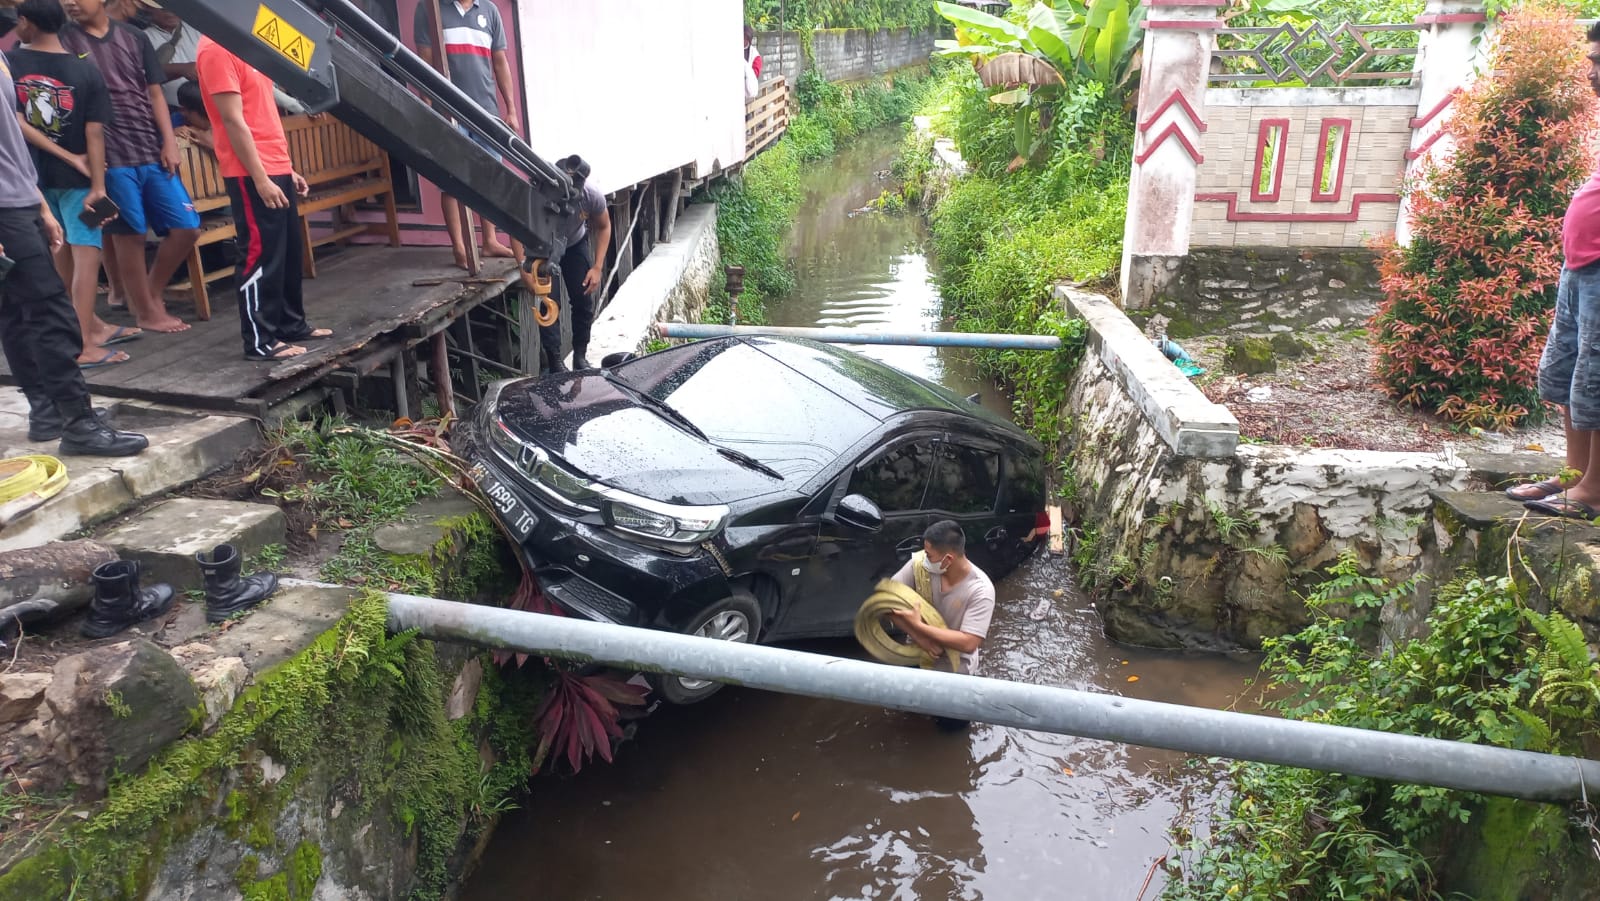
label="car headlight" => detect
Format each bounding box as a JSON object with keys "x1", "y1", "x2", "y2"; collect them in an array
[{"x1": 604, "y1": 496, "x2": 728, "y2": 547}]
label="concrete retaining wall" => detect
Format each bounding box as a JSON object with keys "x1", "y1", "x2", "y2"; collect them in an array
[
  {"x1": 587, "y1": 203, "x2": 720, "y2": 361},
  {"x1": 1055, "y1": 286, "x2": 1471, "y2": 649},
  {"x1": 756, "y1": 28, "x2": 936, "y2": 88}
]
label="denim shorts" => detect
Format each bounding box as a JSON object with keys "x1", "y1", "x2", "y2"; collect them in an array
[
  {"x1": 1538, "y1": 262, "x2": 1600, "y2": 429},
  {"x1": 42, "y1": 186, "x2": 100, "y2": 249},
  {"x1": 456, "y1": 122, "x2": 502, "y2": 163},
  {"x1": 103, "y1": 163, "x2": 201, "y2": 236}
]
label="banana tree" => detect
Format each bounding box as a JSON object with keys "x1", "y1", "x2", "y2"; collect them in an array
[{"x1": 934, "y1": 0, "x2": 1145, "y2": 165}]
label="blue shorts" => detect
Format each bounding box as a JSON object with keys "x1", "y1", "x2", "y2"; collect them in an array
[
  {"x1": 103, "y1": 163, "x2": 200, "y2": 236},
  {"x1": 1539, "y1": 263, "x2": 1600, "y2": 430},
  {"x1": 42, "y1": 186, "x2": 101, "y2": 249},
  {"x1": 456, "y1": 122, "x2": 502, "y2": 163}
]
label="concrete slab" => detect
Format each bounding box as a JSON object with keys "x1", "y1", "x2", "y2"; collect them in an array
[
  {"x1": 0, "y1": 388, "x2": 262, "y2": 552},
  {"x1": 204, "y1": 581, "x2": 358, "y2": 674},
  {"x1": 588, "y1": 203, "x2": 719, "y2": 362},
  {"x1": 100, "y1": 498, "x2": 286, "y2": 594},
  {"x1": 373, "y1": 491, "x2": 480, "y2": 558}
]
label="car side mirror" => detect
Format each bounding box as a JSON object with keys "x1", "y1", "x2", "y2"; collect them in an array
[{"x1": 834, "y1": 494, "x2": 884, "y2": 532}]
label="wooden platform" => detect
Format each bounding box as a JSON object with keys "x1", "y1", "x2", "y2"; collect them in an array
[{"x1": 0, "y1": 247, "x2": 522, "y2": 416}]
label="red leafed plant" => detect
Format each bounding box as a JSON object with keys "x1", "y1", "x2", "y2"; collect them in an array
[
  {"x1": 493, "y1": 568, "x2": 648, "y2": 773},
  {"x1": 1373, "y1": 0, "x2": 1599, "y2": 429},
  {"x1": 532, "y1": 669, "x2": 649, "y2": 773}
]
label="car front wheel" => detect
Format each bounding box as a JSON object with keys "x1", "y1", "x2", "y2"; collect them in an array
[{"x1": 654, "y1": 591, "x2": 761, "y2": 705}]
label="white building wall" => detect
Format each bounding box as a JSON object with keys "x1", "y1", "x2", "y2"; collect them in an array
[{"x1": 516, "y1": 0, "x2": 747, "y2": 195}]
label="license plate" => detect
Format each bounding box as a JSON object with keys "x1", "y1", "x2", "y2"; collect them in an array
[{"x1": 469, "y1": 460, "x2": 539, "y2": 541}]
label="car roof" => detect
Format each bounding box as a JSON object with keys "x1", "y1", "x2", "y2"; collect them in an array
[{"x1": 741, "y1": 336, "x2": 1020, "y2": 430}]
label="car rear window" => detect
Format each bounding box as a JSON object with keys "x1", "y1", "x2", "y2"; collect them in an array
[{"x1": 613, "y1": 341, "x2": 879, "y2": 469}]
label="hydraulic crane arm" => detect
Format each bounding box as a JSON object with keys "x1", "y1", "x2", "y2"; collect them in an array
[{"x1": 159, "y1": 0, "x2": 580, "y2": 280}]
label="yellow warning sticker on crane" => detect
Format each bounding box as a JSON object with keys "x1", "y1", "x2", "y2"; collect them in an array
[{"x1": 252, "y1": 5, "x2": 315, "y2": 71}]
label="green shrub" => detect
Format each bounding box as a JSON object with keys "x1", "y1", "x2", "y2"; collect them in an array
[
  {"x1": 744, "y1": 0, "x2": 941, "y2": 31},
  {"x1": 1164, "y1": 558, "x2": 1600, "y2": 899}
]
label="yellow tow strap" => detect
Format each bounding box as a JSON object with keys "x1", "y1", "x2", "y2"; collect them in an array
[
  {"x1": 0, "y1": 455, "x2": 67, "y2": 504},
  {"x1": 853, "y1": 554, "x2": 962, "y2": 672}
]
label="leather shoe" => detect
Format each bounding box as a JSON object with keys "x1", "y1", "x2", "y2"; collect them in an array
[
  {"x1": 29, "y1": 402, "x2": 112, "y2": 442},
  {"x1": 58, "y1": 415, "x2": 148, "y2": 457}
]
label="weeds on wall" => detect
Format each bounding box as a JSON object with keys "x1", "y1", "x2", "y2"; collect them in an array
[
  {"x1": 705, "y1": 70, "x2": 934, "y2": 325},
  {"x1": 1163, "y1": 553, "x2": 1600, "y2": 899},
  {"x1": 743, "y1": 0, "x2": 942, "y2": 31},
  {"x1": 1373, "y1": 1, "x2": 1598, "y2": 429},
  {"x1": 909, "y1": 61, "x2": 1129, "y2": 454}
]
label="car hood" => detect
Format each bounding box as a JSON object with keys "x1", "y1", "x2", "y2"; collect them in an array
[{"x1": 492, "y1": 374, "x2": 787, "y2": 507}]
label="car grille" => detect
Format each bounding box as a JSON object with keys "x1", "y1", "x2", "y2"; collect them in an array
[{"x1": 548, "y1": 574, "x2": 638, "y2": 625}]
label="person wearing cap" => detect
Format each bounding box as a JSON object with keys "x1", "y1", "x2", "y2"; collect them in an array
[{"x1": 538, "y1": 155, "x2": 608, "y2": 373}]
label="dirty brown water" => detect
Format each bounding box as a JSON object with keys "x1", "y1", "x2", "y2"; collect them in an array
[{"x1": 465, "y1": 130, "x2": 1261, "y2": 900}]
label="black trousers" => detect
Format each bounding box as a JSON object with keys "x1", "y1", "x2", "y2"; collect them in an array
[
  {"x1": 539, "y1": 239, "x2": 596, "y2": 365},
  {"x1": 226, "y1": 175, "x2": 308, "y2": 356},
  {"x1": 0, "y1": 206, "x2": 92, "y2": 419}
]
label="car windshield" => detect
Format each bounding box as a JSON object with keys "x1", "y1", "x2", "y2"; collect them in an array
[{"x1": 610, "y1": 341, "x2": 878, "y2": 471}]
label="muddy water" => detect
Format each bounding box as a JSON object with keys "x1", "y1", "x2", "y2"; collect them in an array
[{"x1": 465, "y1": 130, "x2": 1260, "y2": 900}]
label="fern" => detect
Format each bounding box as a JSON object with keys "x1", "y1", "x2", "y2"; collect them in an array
[{"x1": 1525, "y1": 609, "x2": 1600, "y2": 721}]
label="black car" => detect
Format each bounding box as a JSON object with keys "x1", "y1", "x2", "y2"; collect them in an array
[{"x1": 465, "y1": 336, "x2": 1047, "y2": 703}]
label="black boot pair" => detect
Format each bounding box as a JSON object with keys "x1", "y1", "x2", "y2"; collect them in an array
[
  {"x1": 80, "y1": 544, "x2": 280, "y2": 638},
  {"x1": 26, "y1": 393, "x2": 146, "y2": 456}
]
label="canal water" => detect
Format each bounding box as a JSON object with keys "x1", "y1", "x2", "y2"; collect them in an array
[{"x1": 465, "y1": 130, "x2": 1260, "y2": 900}]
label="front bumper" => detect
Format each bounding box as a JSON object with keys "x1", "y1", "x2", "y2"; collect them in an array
[{"x1": 471, "y1": 451, "x2": 733, "y2": 632}]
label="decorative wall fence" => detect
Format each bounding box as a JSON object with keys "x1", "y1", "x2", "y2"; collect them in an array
[{"x1": 1121, "y1": 0, "x2": 1487, "y2": 308}]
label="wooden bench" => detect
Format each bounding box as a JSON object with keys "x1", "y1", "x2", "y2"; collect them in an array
[{"x1": 174, "y1": 114, "x2": 401, "y2": 319}]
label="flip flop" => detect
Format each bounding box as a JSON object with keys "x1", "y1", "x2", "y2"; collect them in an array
[
  {"x1": 282, "y1": 327, "x2": 333, "y2": 341},
  {"x1": 1505, "y1": 477, "x2": 1570, "y2": 501},
  {"x1": 98, "y1": 326, "x2": 143, "y2": 347},
  {"x1": 243, "y1": 342, "x2": 306, "y2": 362},
  {"x1": 79, "y1": 350, "x2": 129, "y2": 370},
  {"x1": 1525, "y1": 496, "x2": 1600, "y2": 522}
]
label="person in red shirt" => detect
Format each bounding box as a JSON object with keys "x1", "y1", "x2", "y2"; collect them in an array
[
  {"x1": 193, "y1": 36, "x2": 330, "y2": 361},
  {"x1": 1515, "y1": 22, "x2": 1600, "y2": 519}
]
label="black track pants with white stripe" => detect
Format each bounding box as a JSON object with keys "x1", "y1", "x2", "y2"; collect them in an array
[{"x1": 226, "y1": 175, "x2": 308, "y2": 357}]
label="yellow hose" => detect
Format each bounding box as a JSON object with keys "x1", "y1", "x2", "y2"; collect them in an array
[
  {"x1": 854, "y1": 578, "x2": 961, "y2": 672},
  {"x1": 0, "y1": 456, "x2": 67, "y2": 504}
]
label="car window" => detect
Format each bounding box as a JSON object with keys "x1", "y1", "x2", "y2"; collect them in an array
[
  {"x1": 925, "y1": 440, "x2": 1000, "y2": 515},
  {"x1": 850, "y1": 439, "x2": 936, "y2": 513},
  {"x1": 1002, "y1": 449, "x2": 1046, "y2": 514}
]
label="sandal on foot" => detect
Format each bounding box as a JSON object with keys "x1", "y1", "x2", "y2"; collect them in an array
[
  {"x1": 98, "y1": 325, "x2": 143, "y2": 347},
  {"x1": 1506, "y1": 477, "x2": 1571, "y2": 501},
  {"x1": 79, "y1": 349, "x2": 130, "y2": 369},
  {"x1": 243, "y1": 342, "x2": 305, "y2": 362},
  {"x1": 282, "y1": 327, "x2": 333, "y2": 341},
  {"x1": 1525, "y1": 496, "x2": 1600, "y2": 522}
]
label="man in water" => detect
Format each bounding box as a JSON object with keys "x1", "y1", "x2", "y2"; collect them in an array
[{"x1": 888, "y1": 520, "x2": 996, "y2": 732}]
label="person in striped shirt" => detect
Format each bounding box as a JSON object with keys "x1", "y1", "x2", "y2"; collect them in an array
[{"x1": 414, "y1": 0, "x2": 519, "y2": 269}]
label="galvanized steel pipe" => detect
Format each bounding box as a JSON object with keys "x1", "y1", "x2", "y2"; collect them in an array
[
  {"x1": 384, "y1": 592, "x2": 1600, "y2": 803},
  {"x1": 654, "y1": 322, "x2": 1063, "y2": 350}
]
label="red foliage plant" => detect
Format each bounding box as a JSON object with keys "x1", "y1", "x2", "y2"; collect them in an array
[
  {"x1": 493, "y1": 568, "x2": 648, "y2": 773},
  {"x1": 1373, "y1": 0, "x2": 1599, "y2": 429}
]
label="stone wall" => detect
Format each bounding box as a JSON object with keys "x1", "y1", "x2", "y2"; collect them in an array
[
  {"x1": 755, "y1": 28, "x2": 936, "y2": 88},
  {"x1": 1056, "y1": 287, "x2": 1470, "y2": 649},
  {"x1": 1144, "y1": 246, "x2": 1385, "y2": 338},
  {"x1": 588, "y1": 203, "x2": 719, "y2": 361}
]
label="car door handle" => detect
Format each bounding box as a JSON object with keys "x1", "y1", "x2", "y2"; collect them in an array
[
  {"x1": 985, "y1": 527, "x2": 1008, "y2": 543},
  {"x1": 895, "y1": 537, "x2": 922, "y2": 556}
]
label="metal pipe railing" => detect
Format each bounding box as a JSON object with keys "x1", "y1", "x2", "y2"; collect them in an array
[
  {"x1": 654, "y1": 322, "x2": 1063, "y2": 350},
  {"x1": 377, "y1": 589, "x2": 1600, "y2": 804}
]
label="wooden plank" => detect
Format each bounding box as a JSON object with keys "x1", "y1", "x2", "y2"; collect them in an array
[
  {"x1": 659, "y1": 169, "x2": 684, "y2": 242},
  {"x1": 610, "y1": 187, "x2": 634, "y2": 290}
]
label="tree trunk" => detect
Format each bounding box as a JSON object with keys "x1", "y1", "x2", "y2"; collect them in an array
[{"x1": 0, "y1": 540, "x2": 118, "y2": 621}]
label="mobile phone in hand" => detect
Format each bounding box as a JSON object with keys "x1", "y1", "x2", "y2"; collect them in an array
[{"x1": 77, "y1": 195, "x2": 118, "y2": 229}]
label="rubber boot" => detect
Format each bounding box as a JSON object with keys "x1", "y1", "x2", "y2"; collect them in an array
[
  {"x1": 571, "y1": 346, "x2": 592, "y2": 371},
  {"x1": 81, "y1": 560, "x2": 176, "y2": 639},
  {"x1": 197, "y1": 544, "x2": 278, "y2": 624}
]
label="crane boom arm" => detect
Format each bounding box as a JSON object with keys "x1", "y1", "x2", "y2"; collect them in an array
[{"x1": 159, "y1": 0, "x2": 579, "y2": 268}]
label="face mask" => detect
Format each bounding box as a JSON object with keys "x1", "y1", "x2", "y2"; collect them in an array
[{"x1": 923, "y1": 554, "x2": 950, "y2": 576}]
